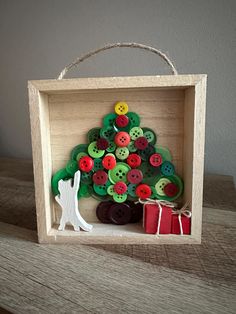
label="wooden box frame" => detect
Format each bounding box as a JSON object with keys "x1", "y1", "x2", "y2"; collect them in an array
[{"x1": 28, "y1": 74, "x2": 207, "y2": 244}]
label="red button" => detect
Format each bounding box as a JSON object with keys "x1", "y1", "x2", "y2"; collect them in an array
[
  {"x1": 114, "y1": 132, "x2": 130, "y2": 147},
  {"x1": 102, "y1": 155, "x2": 116, "y2": 170},
  {"x1": 115, "y1": 115, "x2": 129, "y2": 128},
  {"x1": 93, "y1": 170, "x2": 108, "y2": 185},
  {"x1": 127, "y1": 153, "x2": 141, "y2": 168},
  {"x1": 164, "y1": 183, "x2": 179, "y2": 197},
  {"x1": 97, "y1": 138, "x2": 109, "y2": 150},
  {"x1": 79, "y1": 156, "x2": 94, "y2": 172},
  {"x1": 127, "y1": 169, "x2": 143, "y2": 184},
  {"x1": 149, "y1": 153, "x2": 162, "y2": 167},
  {"x1": 134, "y1": 136, "x2": 148, "y2": 150},
  {"x1": 136, "y1": 184, "x2": 152, "y2": 198},
  {"x1": 114, "y1": 181, "x2": 127, "y2": 194}
]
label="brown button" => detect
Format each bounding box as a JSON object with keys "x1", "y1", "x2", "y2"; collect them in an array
[
  {"x1": 126, "y1": 201, "x2": 143, "y2": 223},
  {"x1": 108, "y1": 203, "x2": 132, "y2": 225},
  {"x1": 96, "y1": 201, "x2": 114, "y2": 223}
]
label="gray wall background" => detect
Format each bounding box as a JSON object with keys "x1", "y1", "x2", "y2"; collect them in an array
[{"x1": 0, "y1": 0, "x2": 235, "y2": 181}]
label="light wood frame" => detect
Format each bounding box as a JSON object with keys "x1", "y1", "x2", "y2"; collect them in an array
[{"x1": 28, "y1": 75, "x2": 207, "y2": 244}]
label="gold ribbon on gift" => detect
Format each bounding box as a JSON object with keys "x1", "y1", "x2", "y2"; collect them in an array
[
  {"x1": 137, "y1": 198, "x2": 177, "y2": 235},
  {"x1": 172, "y1": 203, "x2": 192, "y2": 235}
]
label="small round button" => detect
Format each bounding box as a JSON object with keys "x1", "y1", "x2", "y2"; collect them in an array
[
  {"x1": 127, "y1": 169, "x2": 143, "y2": 184},
  {"x1": 129, "y1": 127, "x2": 143, "y2": 140},
  {"x1": 96, "y1": 201, "x2": 114, "y2": 223},
  {"x1": 126, "y1": 201, "x2": 143, "y2": 223},
  {"x1": 161, "y1": 161, "x2": 175, "y2": 176},
  {"x1": 103, "y1": 113, "x2": 117, "y2": 127},
  {"x1": 143, "y1": 127, "x2": 157, "y2": 145},
  {"x1": 164, "y1": 182, "x2": 179, "y2": 197},
  {"x1": 81, "y1": 171, "x2": 93, "y2": 184},
  {"x1": 114, "y1": 131, "x2": 130, "y2": 147},
  {"x1": 115, "y1": 147, "x2": 129, "y2": 160},
  {"x1": 114, "y1": 181, "x2": 127, "y2": 194},
  {"x1": 87, "y1": 127, "x2": 101, "y2": 143},
  {"x1": 66, "y1": 160, "x2": 78, "y2": 176},
  {"x1": 108, "y1": 162, "x2": 131, "y2": 184},
  {"x1": 100, "y1": 126, "x2": 116, "y2": 140},
  {"x1": 107, "y1": 185, "x2": 116, "y2": 196},
  {"x1": 106, "y1": 141, "x2": 116, "y2": 152},
  {"x1": 93, "y1": 158, "x2": 103, "y2": 171},
  {"x1": 115, "y1": 115, "x2": 129, "y2": 128},
  {"x1": 102, "y1": 154, "x2": 116, "y2": 170},
  {"x1": 88, "y1": 141, "x2": 105, "y2": 158},
  {"x1": 71, "y1": 144, "x2": 88, "y2": 161},
  {"x1": 108, "y1": 203, "x2": 132, "y2": 224},
  {"x1": 127, "y1": 141, "x2": 137, "y2": 152},
  {"x1": 149, "y1": 153, "x2": 162, "y2": 167},
  {"x1": 114, "y1": 102, "x2": 129, "y2": 115},
  {"x1": 78, "y1": 184, "x2": 93, "y2": 199},
  {"x1": 79, "y1": 156, "x2": 94, "y2": 172},
  {"x1": 113, "y1": 193, "x2": 128, "y2": 203},
  {"x1": 127, "y1": 112, "x2": 140, "y2": 128},
  {"x1": 93, "y1": 181, "x2": 110, "y2": 196},
  {"x1": 127, "y1": 153, "x2": 141, "y2": 168},
  {"x1": 97, "y1": 138, "x2": 109, "y2": 150},
  {"x1": 134, "y1": 136, "x2": 148, "y2": 150},
  {"x1": 93, "y1": 170, "x2": 108, "y2": 185},
  {"x1": 155, "y1": 177, "x2": 171, "y2": 196},
  {"x1": 127, "y1": 183, "x2": 137, "y2": 197},
  {"x1": 135, "y1": 184, "x2": 152, "y2": 199}
]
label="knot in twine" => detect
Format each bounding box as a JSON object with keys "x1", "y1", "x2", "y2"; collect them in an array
[{"x1": 172, "y1": 202, "x2": 191, "y2": 235}]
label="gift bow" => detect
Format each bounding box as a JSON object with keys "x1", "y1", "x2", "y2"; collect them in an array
[{"x1": 172, "y1": 203, "x2": 191, "y2": 235}]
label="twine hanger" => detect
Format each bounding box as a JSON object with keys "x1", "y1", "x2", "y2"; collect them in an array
[{"x1": 57, "y1": 42, "x2": 178, "y2": 79}]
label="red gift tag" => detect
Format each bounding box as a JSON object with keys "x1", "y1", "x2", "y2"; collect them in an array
[
  {"x1": 171, "y1": 214, "x2": 191, "y2": 235},
  {"x1": 144, "y1": 204, "x2": 172, "y2": 234}
]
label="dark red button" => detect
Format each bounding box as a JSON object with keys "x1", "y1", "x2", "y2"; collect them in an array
[
  {"x1": 93, "y1": 170, "x2": 108, "y2": 185},
  {"x1": 149, "y1": 153, "x2": 162, "y2": 167},
  {"x1": 127, "y1": 153, "x2": 141, "y2": 168},
  {"x1": 79, "y1": 156, "x2": 94, "y2": 172},
  {"x1": 108, "y1": 203, "x2": 132, "y2": 225},
  {"x1": 102, "y1": 155, "x2": 116, "y2": 170},
  {"x1": 136, "y1": 184, "x2": 152, "y2": 199},
  {"x1": 164, "y1": 183, "x2": 179, "y2": 197},
  {"x1": 134, "y1": 136, "x2": 148, "y2": 150},
  {"x1": 97, "y1": 138, "x2": 109, "y2": 150},
  {"x1": 126, "y1": 201, "x2": 143, "y2": 223},
  {"x1": 96, "y1": 201, "x2": 114, "y2": 223},
  {"x1": 127, "y1": 169, "x2": 143, "y2": 184},
  {"x1": 114, "y1": 131, "x2": 130, "y2": 147},
  {"x1": 114, "y1": 181, "x2": 127, "y2": 194},
  {"x1": 115, "y1": 115, "x2": 129, "y2": 128}
]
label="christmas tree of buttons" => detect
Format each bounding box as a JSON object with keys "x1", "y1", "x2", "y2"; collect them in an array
[{"x1": 52, "y1": 101, "x2": 184, "y2": 226}]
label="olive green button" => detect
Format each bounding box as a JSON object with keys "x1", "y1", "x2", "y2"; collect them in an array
[
  {"x1": 51, "y1": 168, "x2": 72, "y2": 196},
  {"x1": 127, "y1": 141, "x2": 137, "y2": 152},
  {"x1": 127, "y1": 112, "x2": 140, "y2": 128},
  {"x1": 138, "y1": 162, "x2": 160, "y2": 185},
  {"x1": 76, "y1": 152, "x2": 87, "y2": 161},
  {"x1": 106, "y1": 141, "x2": 116, "y2": 152},
  {"x1": 115, "y1": 147, "x2": 129, "y2": 160},
  {"x1": 113, "y1": 193, "x2": 127, "y2": 203},
  {"x1": 154, "y1": 174, "x2": 183, "y2": 201},
  {"x1": 129, "y1": 127, "x2": 143, "y2": 140},
  {"x1": 93, "y1": 180, "x2": 111, "y2": 196},
  {"x1": 155, "y1": 177, "x2": 171, "y2": 196},
  {"x1": 103, "y1": 113, "x2": 117, "y2": 127},
  {"x1": 66, "y1": 160, "x2": 78, "y2": 176},
  {"x1": 107, "y1": 184, "x2": 115, "y2": 196},
  {"x1": 142, "y1": 127, "x2": 157, "y2": 145},
  {"x1": 71, "y1": 144, "x2": 88, "y2": 161},
  {"x1": 100, "y1": 126, "x2": 116, "y2": 140},
  {"x1": 81, "y1": 171, "x2": 93, "y2": 184},
  {"x1": 88, "y1": 141, "x2": 105, "y2": 158},
  {"x1": 108, "y1": 162, "x2": 131, "y2": 184},
  {"x1": 127, "y1": 183, "x2": 137, "y2": 197},
  {"x1": 93, "y1": 158, "x2": 103, "y2": 171},
  {"x1": 87, "y1": 127, "x2": 101, "y2": 143},
  {"x1": 155, "y1": 145, "x2": 172, "y2": 162}
]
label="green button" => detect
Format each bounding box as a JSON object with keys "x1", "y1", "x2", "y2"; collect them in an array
[
  {"x1": 66, "y1": 160, "x2": 78, "y2": 176},
  {"x1": 115, "y1": 147, "x2": 129, "y2": 160},
  {"x1": 154, "y1": 175, "x2": 183, "y2": 201},
  {"x1": 71, "y1": 144, "x2": 88, "y2": 161},
  {"x1": 108, "y1": 162, "x2": 131, "y2": 184},
  {"x1": 87, "y1": 127, "x2": 101, "y2": 143},
  {"x1": 93, "y1": 158, "x2": 103, "y2": 171},
  {"x1": 139, "y1": 144, "x2": 155, "y2": 161},
  {"x1": 161, "y1": 161, "x2": 175, "y2": 176},
  {"x1": 76, "y1": 152, "x2": 87, "y2": 161},
  {"x1": 78, "y1": 184, "x2": 92, "y2": 199},
  {"x1": 88, "y1": 141, "x2": 105, "y2": 158},
  {"x1": 142, "y1": 127, "x2": 157, "y2": 145},
  {"x1": 138, "y1": 162, "x2": 160, "y2": 185},
  {"x1": 126, "y1": 112, "x2": 140, "y2": 128},
  {"x1": 155, "y1": 177, "x2": 171, "y2": 196},
  {"x1": 93, "y1": 180, "x2": 111, "y2": 196},
  {"x1": 129, "y1": 127, "x2": 143, "y2": 140},
  {"x1": 100, "y1": 126, "x2": 116, "y2": 140},
  {"x1": 155, "y1": 145, "x2": 172, "y2": 162},
  {"x1": 103, "y1": 113, "x2": 117, "y2": 127},
  {"x1": 127, "y1": 184, "x2": 137, "y2": 197},
  {"x1": 51, "y1": 168, "x2": 72, "y2": 196},
  {"x1": 107, "y1": 184, "x2": 115, "y2": 196},
  {"x1": 113, "y1": 193, "x2": 127, "y2": 203},
  {"x1": 106, "y1": 141, "x2": 116, "y2": 152},
  {"x1": 127, "y1": 141, "x2": 137, "y2": 152},
  {"x1": 81, "y1": 171, "x2": 93, "y2": 184}
]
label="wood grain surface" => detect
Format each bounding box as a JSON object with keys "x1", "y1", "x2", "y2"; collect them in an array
[{"x1": 0, "y1": 158, "x2": 236, "y2": 313}]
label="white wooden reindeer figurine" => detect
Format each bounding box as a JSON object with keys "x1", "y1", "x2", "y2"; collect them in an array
[{"x1": 55, "y1": 170, "x2": 93, "y2": 232}]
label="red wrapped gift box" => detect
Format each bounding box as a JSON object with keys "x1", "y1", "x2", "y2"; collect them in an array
[
  {"x1": 171, "y1": 214, "x2": 191, "y2": 235},
  {"x1": 144, "y1": 204, "x2": 172, "y2": 234}
]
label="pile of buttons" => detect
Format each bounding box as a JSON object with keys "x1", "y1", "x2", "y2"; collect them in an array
[{"x1": 52, "y1": 101, "x2": 184, "y2": 222}]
